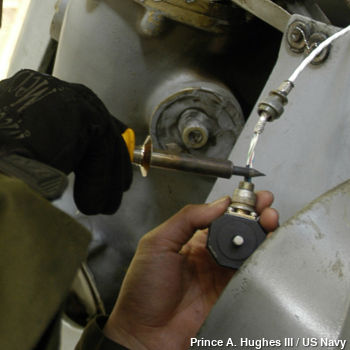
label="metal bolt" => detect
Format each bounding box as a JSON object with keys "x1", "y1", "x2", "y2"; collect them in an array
[
  {"x1": 291, "y1": 28, "x2": 302, "y2": 43},
  {"x1": 307, "y1": 32, "x2": 330, "y2": 65},
  {"x1": 233, "y1": 235, "x2": 245, "y2": 247},
  {"x1": 287, "y1": 20, "x2": 310, "y2": 53},
  {"x1": 188, "y1": 129, "x2": 203, "y2": 144},
  {"x1": 178, "y1": 109, "x2": 210, "y2": 150}
]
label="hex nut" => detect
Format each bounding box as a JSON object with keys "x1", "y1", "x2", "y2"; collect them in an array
[{"x1": 307, "y1": 32, "x2": 330, "y2": 65}]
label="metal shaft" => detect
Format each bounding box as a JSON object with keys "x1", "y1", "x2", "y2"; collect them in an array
[{"x1": 133, "y1": 142, "x2": 264, "y2": 179}]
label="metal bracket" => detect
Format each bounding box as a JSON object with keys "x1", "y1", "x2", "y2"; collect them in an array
[{"x1": 230, "y1": 0, "x2": 291, "y2": 32}]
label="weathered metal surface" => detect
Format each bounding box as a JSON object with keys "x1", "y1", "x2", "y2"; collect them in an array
[
  {"x1": 284, "y1": 0, "x2": 330, "y2": 24},
  {"x1": 149, "y1": 84, "x2": 244, "y2": 158},
  {"x1": 230, "y1": 0, "x2": 290, "y2": 31},
  {"x1": 199, "y1": 178, "x2": 350, "y2": 348},
  {"x1": 207, "y1": 15, "x2": 347, "y2": 223},
  {"x1": 50, "y1": 0, "x2": 69, "y2": 41},
  {"x1": 202, "y1": 15, "x2": 350, "y2": 345},
  {"x1": 134, "y1": 0, "x2": 240, "y2": 33},
  {"x1": 7, "y1": 0, "x2": 57, "y2": 75},
  {"x1": 52, "y1": 0, "x2": 248, "y2": 314}
]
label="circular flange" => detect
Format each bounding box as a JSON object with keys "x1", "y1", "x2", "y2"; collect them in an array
[{"x1": 149, "y1": 87, "x2": 244, "y2": 159}]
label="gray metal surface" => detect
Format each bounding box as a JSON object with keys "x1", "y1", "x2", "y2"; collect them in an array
[
  {"x1": 53, "y1": 0, "x2": 243, "y2": 142},
  {"x1": 201, "y1": 14, "x2": 350, "y2": 345},
  {"x1": 207, "y1": 15, "x2": 350, "y2": 224},
  {"x1": 52, "y1": 0, "x2": 251, "y2": 312},
  {"x1": 198, "y1": 178, "x2": 350, "y2": 348},
  {"x1": 50, "y1": 0, "x2": 69, "y2": 42},
  {"x1": 230, "y1": 0, "x2": 290, "y2": 31},
  {"x1": 7, "y1": 0, "x2": 57, "y2": 75}
]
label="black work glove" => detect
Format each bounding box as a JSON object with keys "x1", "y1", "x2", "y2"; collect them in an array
[{"x1": 0, "y1": 69, "x2": 132, "y2": 215}]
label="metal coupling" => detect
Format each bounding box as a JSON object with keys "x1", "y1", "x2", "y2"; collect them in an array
[
  {"x1": 229, "y1": 181, "x2": 257, "y2": 218},
  {"x1": 207, "y1": 180, "x2": 266, "y2": 269},
  {"x1": 178, "y1": 108, "x2": 210, "y2": 150},
  {"x1": 257, "y1": 80, "x2": 294, "y2": 122}
]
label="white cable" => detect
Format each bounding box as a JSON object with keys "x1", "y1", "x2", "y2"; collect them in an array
[
  {"x1": 288, "y1": 24, "x2": 350, "y2": 83},
  {"x1": 246, "y1": 24, "x2": 350, "y2": 171},
  {"x1": 246, "y1": 133, "x2": 259, "y2": 167}
]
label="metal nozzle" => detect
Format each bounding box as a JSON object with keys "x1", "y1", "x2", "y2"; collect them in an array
[
  {"x1": 231, "y1": 181, "x2": 257, "y2": 214},
  {"x1": 133, "y1": 136, "x2": 265, "y2": 180},
  {"x1": 232, "y1": 166, "x2": 265, "y2": 178}
]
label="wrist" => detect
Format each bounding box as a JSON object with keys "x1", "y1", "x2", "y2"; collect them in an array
[{"x1": 103, "y1": 317, "x2": 150, "y2": 350}]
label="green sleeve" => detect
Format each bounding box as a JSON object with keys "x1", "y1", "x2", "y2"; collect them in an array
[
  {"x1": 0, "y1": 174, "x2": 91, "y2": 350},
  {"x1": 75, "y1": 315, "x2": 129, "y2": 350}
]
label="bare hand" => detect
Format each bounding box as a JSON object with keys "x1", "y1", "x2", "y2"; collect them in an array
[{"x1": 103, "y1": 192, "x2": 278, "y2": 349}]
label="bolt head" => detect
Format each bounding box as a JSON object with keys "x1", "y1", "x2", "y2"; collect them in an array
[{"x1": 291, "y1": 29, "x2": 302, "y2": 43}]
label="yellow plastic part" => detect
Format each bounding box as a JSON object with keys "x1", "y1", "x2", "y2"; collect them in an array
[{"x1": 122, "y1": 128, "x2": 135, "y2": 162}]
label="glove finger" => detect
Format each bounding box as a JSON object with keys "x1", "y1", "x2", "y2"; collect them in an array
[
  {"x1": 73, "y1": 128, "x2": 132, "y2": 215},
  {"x1": 110, "y1": 114, "x2": 128, "y2": 134}
]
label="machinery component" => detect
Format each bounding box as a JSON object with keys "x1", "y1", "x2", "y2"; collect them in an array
[
  {"x1": 150, "y1": 86, "x2": 245, "y2": 159},
  {"x1": 288, "y1": 22, "x2": 350, "y2": 82},
  {"x1": 202, "y1": 14, "x2": 350, "y2": 347},
  {"x1": 134, "y1": 0, "x2": 241, "y2": 33},
  {"x1": 133, "y1": 136, "x2": 264, "y2": 179},
  {"x1": 306, "y1": 31, "x2": 330, "y2": 64},
  {"x1": 287, "y1": 19, "x2": 331, "y2": 64},
  {"x1": 257, "y1": 80, "x2": 294, "y2": 123},
  {"x1": 178, "y1": 109, "x2": 210, "y2": 150},
  {"x1": 283, "y1": 0, "x2": 330, "y2": 25},
  {"x1": 61, "y1": 263, "x2": 105, "y2": 348},
  {"x1": 254, "y1": 18, "x2": 350, "y2": 139},
  {"x1": 50, "y1": 0, "x2": 69, "y2": 41},
  {"x1": 287, "y1": 20, "x2": 311, "y2": 52},
  {"x1": 230, "y1": 0, "x2": 291, "y2": 32},
  {"x1": 201, "y1": 180, "x2": 350, "y2": 349},
  {"x1": 246, "y1": 21, "x2": 350, "y2": 168},
  {"x1": 139, "y1": 10, "x2": 167, "y2": 37},
  {"x1": 207, "y1": 181, "x2": 266, "y2": 269},
  {"x1": 246, "y1": 80, "x2": 294, "y2": 167}
]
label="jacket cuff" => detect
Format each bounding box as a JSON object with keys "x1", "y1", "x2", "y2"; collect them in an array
[{"x1": 75, "y1": 315, "x2": 129, "y2": 350}]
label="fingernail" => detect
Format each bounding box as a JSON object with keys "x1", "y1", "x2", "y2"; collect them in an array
[{"x1": 209, "y1": 196, "x2": 230, "y2": 207}]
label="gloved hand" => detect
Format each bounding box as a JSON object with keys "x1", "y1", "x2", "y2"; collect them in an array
[{"x1": 0, "y1": 69, "x2": 132, "y2": 215}]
